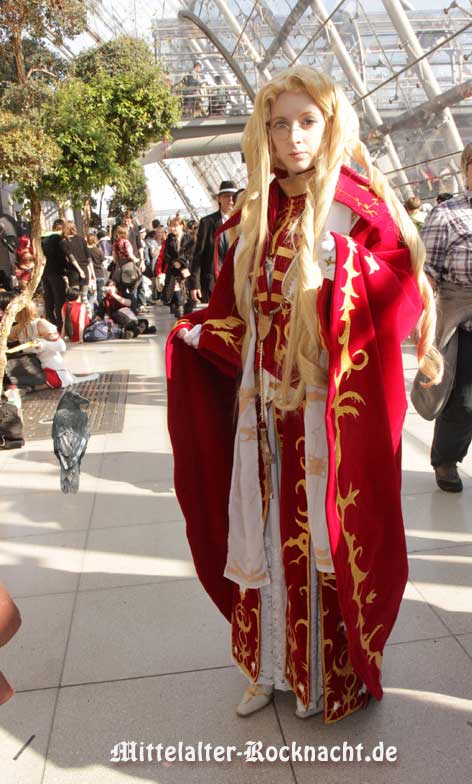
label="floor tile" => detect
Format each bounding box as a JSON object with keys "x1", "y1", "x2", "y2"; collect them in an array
[
  {"x1": 409, "y1": 545, "x2": 472, "y2": 634},
  {"x1": 43, "y1": 668, "x2": 294, "y2": 784},
  {"x1": 99, "y1": 450, "x2": 174, "y2": 485},
  {"x1": 90, "y1": 486, "x2": 182, "y2": 529},
  {"x1": 0, "y1": 688, "x2": 58, "y2": 784},
  {"x1": 0, "y1": 530, "x2": 87, "y2": 598},
  {"x1": 79, "y1": 520, "x2": 195, "y2": 591},
  {"x1": 456, "y1": 633, "x2": 472, "y2": 659},
  {"x1": 388, "y1": 581, "x2": 450, "y2": 645},
  {"x1": 61, "y1": 580, "x2": 230, "y2": 685},
  {"x1": 0, "y1": 446, "x2": 102, "y2": 496},
  {"x1": 0, "y1": 490, "x2": 95, "y2": 539},
  {"x1": 2, "y1": 594, "x2": 75, "y2": 690},
  {"x1": 403, "y1": 488, "x2": 472, "y2": 552},
  {"x1": 276, "y1": 637, "x2": 472, "y2": 784}
]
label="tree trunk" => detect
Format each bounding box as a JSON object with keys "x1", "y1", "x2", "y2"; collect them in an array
[
  {"x1": 11, "y1": 29, "x2": 26, "y2": 85},
  {"x1": 82, "y1": 195, "x2": 91, "y2": 236},
  {"x1": 0, "y1": 195, "x2": 45, "y2": 391}
]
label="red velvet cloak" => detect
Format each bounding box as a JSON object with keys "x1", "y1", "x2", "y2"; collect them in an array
[{"x1": 166, "y1": 165, "x2": 423, "y2": 701}]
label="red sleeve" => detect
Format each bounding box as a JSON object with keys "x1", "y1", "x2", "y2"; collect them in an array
[
  {"x1": 315, "y1": 227, "x2": 423, "y2": 702},
  {"x1": 156, "y1": 242, "x2": 166, "y2": 275}
]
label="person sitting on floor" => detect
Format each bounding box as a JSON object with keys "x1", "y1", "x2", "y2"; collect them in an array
[
  {"x1": 97, "y1": 282, "x2": 156, "y2": 338},
  {"x1": 61, "y1": 287, "x2": 90, "y2": 343},
  {"x1": 9, "y1": 301, "x2": 97, "y2": 388}
]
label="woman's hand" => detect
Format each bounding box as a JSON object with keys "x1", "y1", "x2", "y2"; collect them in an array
[
  {"x1": 177, "y1": 323, "x2": 201, "y2": 348},
  {"x1": 79, "y1": 269, "x2": 86, "y2": 280}
]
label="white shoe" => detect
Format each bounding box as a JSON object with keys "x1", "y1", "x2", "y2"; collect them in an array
[
  {"x1": 236, "y1": 684, "x2": 274, "y2": 717},
  {"x1": 295, "y1": 697, "x2": 323, "y2": 719}
]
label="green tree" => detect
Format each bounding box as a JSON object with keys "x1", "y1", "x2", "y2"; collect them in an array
[
  {"x1": 0, "y1": 37, "x2": 68, "y2": 94},
  {"x1": 107, "y1": 161, "x2": 148, "y2": 219},
  {"x1": 74, "y1": 36, "x2": 181, "y2": 164},
  {"x1": 0, "y1": 0, "x2": 89, "y2": 387},
  {"x1": 0, "y1": 0, "x2": 88, "y2": 85}
]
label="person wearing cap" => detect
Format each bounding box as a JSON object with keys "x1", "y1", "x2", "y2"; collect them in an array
[{"x1": 190, "y1": 180, "x2": 238, "y2": 304}]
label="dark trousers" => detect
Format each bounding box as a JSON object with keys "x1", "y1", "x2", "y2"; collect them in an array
[
  {"x1": 137, "y1": 279, "x2": 147, "y2": 307},
  {"x1": 431, "y1": 328, "x2": 472, "y2": 467},
  {"x1": 42, "y1": 275, "x2": 66, "y2": 331}
]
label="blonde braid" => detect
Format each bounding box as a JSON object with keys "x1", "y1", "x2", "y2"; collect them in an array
[{"x1": 351, "y1": 141, "x2": 443, "y2": 386}]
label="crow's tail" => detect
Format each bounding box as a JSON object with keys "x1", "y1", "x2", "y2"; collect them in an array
[{"x1": 60, "y1": 465, "x2": 80, "y2": 494}]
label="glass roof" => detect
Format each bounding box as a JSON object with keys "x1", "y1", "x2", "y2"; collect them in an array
[{"x1": 81, "y1": 1, "x2": 472, "y2": 214}]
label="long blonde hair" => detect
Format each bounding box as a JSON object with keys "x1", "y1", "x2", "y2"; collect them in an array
[
  {"x1": 15, "y1": 301, "x2": 38, "y2": 329},
  {"x1": 233, "y1": 66, "x2": 442, "y2": 410}
]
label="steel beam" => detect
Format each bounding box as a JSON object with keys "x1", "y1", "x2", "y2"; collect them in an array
[
  {"x1": 178, "y1": 10, "x2": 256, "y2": 101},
  {"x1": 382, "y1": 0, "x2": 464, "y2": 186},
  {"x1": 311, "y1": 0, "x2": 412, "y2": 194},
  {"x1": 258, "y1": 0, "x2": 312, "y2": 71},
  {"x1": 374, "y1": 77, "x2": 472, "y2": 136}
]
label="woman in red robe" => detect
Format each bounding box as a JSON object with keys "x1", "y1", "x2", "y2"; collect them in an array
[{"x1": 167, "y1": 66, "x2": 442, "y2": 724}]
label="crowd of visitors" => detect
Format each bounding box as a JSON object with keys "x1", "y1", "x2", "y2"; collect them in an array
[{"x1": 0, "y1": 209, "x2": 207, "y2": 400}]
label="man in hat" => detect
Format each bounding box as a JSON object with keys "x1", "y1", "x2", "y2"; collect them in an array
[{"x1": 190, "y1": 180, "x2": 238, "y2": 304}]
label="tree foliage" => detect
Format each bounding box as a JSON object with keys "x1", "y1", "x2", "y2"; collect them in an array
[
  {"x1": 107, "y1": 161, "x2": 148, "y2": 218},
  {"x1": 74, "y1": 36, "x2": 181, "y2": 164},
  {"x1": 0, "y1": 38, "x2": 68, "y2": 94},
  {"x1": 0, "y1": 110, "x2": 60, "y2": 192},
  {"x1": 0, "y1": 0, "x2": 89, "y2": 84},
  {"x1": 42, "y1": 77, "x2": 119, "y2": 203}
]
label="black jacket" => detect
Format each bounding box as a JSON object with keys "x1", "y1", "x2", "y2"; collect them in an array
[
  {"x1": 189, "y1": 210, "x2": 222, "y2": 292},
  {"x1": 162, "y1": 232, "x2": 194, "y2": 305},
  {"x1": 42, "y1": 233, "x2": 67, "y2": 277}
]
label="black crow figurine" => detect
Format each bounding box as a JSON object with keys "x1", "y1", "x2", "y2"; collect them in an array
[{"x1": 52, "y1": 390, "x2": 90, "y2": 494}]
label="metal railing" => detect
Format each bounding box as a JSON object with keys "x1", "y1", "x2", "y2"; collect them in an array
[{"x1": 172, "y1": 82, "x2": 253, "y2": 118}]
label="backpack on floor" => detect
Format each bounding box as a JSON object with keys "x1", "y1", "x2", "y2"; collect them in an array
[
  {"x1": 0, "y1": 399, "x2": 24, "y2": 450},
  {"x1": 83, "y1": 319, "x2": 123, "y2": 342}
]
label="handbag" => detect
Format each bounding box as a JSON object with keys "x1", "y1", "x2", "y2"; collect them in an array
[
  {"x1": 119, "y1": 260, "x2": 141, "y2": 287},
  {"x1": 0, "y1": 399, "x2": 24, "y2": 450},
  {"x1": 0, "y1": 583, "x2": 22, "y2": 705},
  {"x1": 6, "y1": 353, "x2": 46, "y2": 387}
]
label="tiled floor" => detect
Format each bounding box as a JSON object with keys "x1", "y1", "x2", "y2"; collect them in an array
[{"x1": 0, "y1": 307, "x2": 471, "y2": 784}]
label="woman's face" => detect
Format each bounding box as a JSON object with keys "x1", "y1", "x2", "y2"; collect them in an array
[{"x1": 269, "y1": 91, "x2": 326, "y2": 176}]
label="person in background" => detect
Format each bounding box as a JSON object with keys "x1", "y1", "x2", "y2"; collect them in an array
[
  {"x1": 152, "y1": 225, "x2": 167, "y2": 303},
  {"x1": 61, "y1": 287, "x2": 90, "y2": 343},
  {"x1": 97, "y1": 282, "x2": 157, "y2": 338},
  {"x1": 416, "y1": 144, "x2": 472, "y2": 492},
  {"x1": 112, "y1": 225, "x2": 142, "y2": 313},
  {"x1": 123, "y1": 212, "x2": 147, "y2": 313},
  {"x1": 60, "y1": 223, "x2": 93, "y2": 316},
  {"x1": 97, "y1": 228, "x2": 113, "y2": 267},
  {"x1": 87, "y1": 233, "x2": 106, "y2": 305},
  {"x1": 403, "y1": 195, "x2": 427, "y2": 230},
  {"x1": 14, "y1": 238, "x2": 35, "y2": 291},
  {"x1": 190, "y1": 181, "x2": 237, "y2": 303},
  {"x1": 436, "y1": 192, "x2": 453, "y2": 205},
  {"x1": 210, "y1": 75, "x2": 227, "y2": 115},
  {"x1": 41, "y1": 219, "x2": 67, "y2": 332},
  {"x1": 162, "y1": 217, "x2": 194, "y2": 318},
  {"x1": 9, "y1": 301, "x2": 77, "y2": 388}
]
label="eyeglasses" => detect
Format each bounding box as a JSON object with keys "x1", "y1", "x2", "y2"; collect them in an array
[{"x1": 268, "y1": 117, "x2": 321, "y2": 142}]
